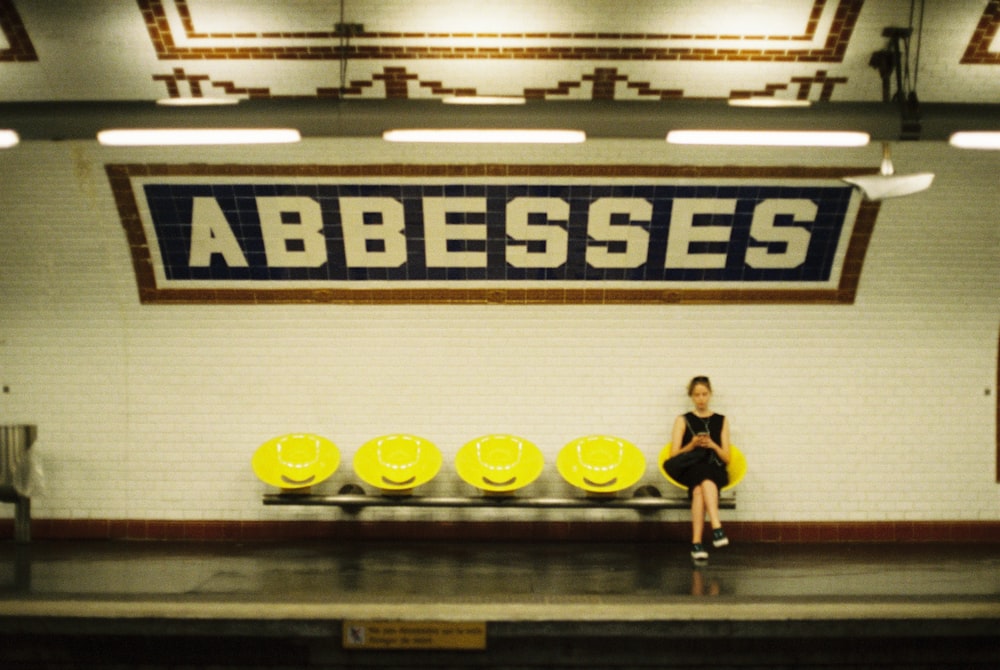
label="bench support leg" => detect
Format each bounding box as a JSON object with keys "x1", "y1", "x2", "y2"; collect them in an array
[{"x1": 14, "y1": 496, "x2": 30, "y2": 544}]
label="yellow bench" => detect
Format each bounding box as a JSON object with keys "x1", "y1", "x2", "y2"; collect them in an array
[{"x1": 657, "y1": 443, "x2": 748, "y2": 493}]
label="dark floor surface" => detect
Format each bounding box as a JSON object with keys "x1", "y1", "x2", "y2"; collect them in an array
[{"x1": 1, "y1": 539, "x2": 998, "y2": 668}]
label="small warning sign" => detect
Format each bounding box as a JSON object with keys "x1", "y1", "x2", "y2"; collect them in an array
[{"x1": 343, "y1": 620, "x2": 487, "y2": 650}]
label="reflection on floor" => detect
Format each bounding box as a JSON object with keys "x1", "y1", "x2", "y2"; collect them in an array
[{"x1": 1, "y1": 540, "x2": 999, "y2": 668}]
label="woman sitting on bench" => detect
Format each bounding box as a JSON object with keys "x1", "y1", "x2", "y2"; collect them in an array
[{"x1": 669, "y1": 376, "x2": 732, "y2": 562}]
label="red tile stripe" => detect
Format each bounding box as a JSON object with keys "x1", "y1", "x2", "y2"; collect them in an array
[
  {"x1": 139, "y1": 0, "x2": 862, "y2": 63},
  {"x1": 5, "y1": 518, "x2": 1000, "y2": 543},
  {"x1": 961, "y1": 0, "x2": 1000, "y2": 64},
  {"x1": 176, "y1": 0, "x2": 826, "y2": 42},
  {"x1": 0, "y1": 0, "x2": 38, "y2": 61}
]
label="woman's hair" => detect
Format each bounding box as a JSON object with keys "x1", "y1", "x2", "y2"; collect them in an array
[{"x1": 687, "y1": 375, "x2": 712, "y2": 396}]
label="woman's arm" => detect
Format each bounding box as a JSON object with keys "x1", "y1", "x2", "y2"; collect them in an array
[
  {"x1": 712, "y1": 416, "x2": 732, "y2": 465},
  {"x1": 670, "y1": 415, "x2": 695, "y2": 456}
]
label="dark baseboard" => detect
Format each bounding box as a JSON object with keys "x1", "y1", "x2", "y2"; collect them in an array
[{"x1": 2, "y1": 518, "x2": 999, "y2": 542}]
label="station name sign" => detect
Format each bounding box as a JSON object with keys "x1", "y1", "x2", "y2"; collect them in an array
[{"x1": 107, "y1": 164, "x2": 878, "y2": 304}]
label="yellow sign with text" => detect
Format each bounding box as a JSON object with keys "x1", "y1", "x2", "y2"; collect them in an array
[{"x1": 343, "y1": 620, "x2": 487, "y2": 650}]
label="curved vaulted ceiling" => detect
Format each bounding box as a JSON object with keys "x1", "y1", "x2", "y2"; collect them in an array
[{"x1": 1, "y1": 0, "x2": 998, "y2": 141}]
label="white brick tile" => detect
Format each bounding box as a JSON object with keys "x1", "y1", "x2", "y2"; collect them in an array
[{"x1": 2, "y1": 139, "x2": 998, "y2": 524}]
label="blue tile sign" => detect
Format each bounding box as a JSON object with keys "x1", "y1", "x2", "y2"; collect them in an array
[{"x1": 108, "y1": 165, "x2": 878, "y2": 304}]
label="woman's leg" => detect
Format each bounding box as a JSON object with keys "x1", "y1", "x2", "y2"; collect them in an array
[
  {"x1": 690, "y1": 485, "x2": 705, "y2": 544},
  {"x1": 702, "y1": 480, "x2": 723, "y2": 531}
]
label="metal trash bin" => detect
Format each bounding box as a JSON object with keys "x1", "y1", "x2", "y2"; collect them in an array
[{"x1": 0, "y1": 424, "x2": 37, "y2": 543}]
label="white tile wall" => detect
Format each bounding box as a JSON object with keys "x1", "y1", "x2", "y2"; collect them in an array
[{"x1": 1, "y1": 138, "x2": 998, "y2": 525}]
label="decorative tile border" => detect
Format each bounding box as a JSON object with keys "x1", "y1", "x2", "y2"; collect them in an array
[
  {"x1": 962, "y1": 0, "x2": 1000, "y2": 64},
  {"x1": 0, "y1": 0, "x2": 38, "y2": 61},
  {"x1": 107, "y1": 163, "x2": 879, "y2": 306},
  {"x1": 6, "y1": 518, "x2": 1000, "y2": 543},
  {"x1": 139, "y1": 0, "x2": 862, "y2": 63},
  {"x1": 155, "y1": 65, "x2": 849, "y2": 102}
]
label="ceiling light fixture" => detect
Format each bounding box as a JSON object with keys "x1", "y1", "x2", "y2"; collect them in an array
[
  {"x1": 841, "y1": 142, "x2": 934, "y2": 200},
  {"x1": 949, "y1": 131, "x2": 1000, "y2": 150},
  {"x1": 841, "y1": 16, "x2": 935, "y2": 201},
  {"x1": 97, "y1": 128, "x2": 301, "y2": 146},
  {"x1": 0, "y1": 129, "x2": 19, "y2": 148},
  {"x1": 666, "y1": 130, "x2": 869, "y2": 147},
  {"x1": 442, "y1": 96, "x2": 527, "y2": 105},
  {"x1": 155, "y1": 97, "x2": 241, "y2": 107},
  {"x1": 382, "y1": 129, "x2": 586, "y2": 144},
  {"x1": 727, "y1": 98, "x2": 812, "y2": 108}
]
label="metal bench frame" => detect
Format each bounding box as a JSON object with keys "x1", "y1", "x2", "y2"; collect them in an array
[{"x1": 264, "y1": 484, "x2": 736, "y2": 513}]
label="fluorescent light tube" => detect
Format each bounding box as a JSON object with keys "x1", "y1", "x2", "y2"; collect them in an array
[
  {"x1": 383, "y1": 129, "x2": 585, "y2": 143},
  {"x1": 727, "y1": 98, "x2": 812, "y2": 108},
  {"x1": 442, "y1": 96, "x2": 527, "y2": 105},
  {"x1": 666, "y1": 130, "x2": 869, "y2": 147},
  {"x1": 0, "y1": 129, "x2": 19, "y2": 148},
  {"x1": 949, "y1": 131, "x2": 1000, "y2": 150},
  {"x1": 97, "y1": 128, "x2": 301, "y2": 146},
  {"x1": 156, "y1": 97, "x2": 240, "y2": 106}
]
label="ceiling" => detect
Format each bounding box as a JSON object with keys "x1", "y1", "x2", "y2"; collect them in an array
[{"x1": 1, "y1": 0, "x2": 999, "y2": 141}]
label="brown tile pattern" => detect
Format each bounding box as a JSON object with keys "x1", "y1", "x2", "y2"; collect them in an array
[
  {"x1": 5, "y1": 517, "x2": 1000, "y2": 543},
  {"x1": 791, "y1": 69, "x2": 849, "y2": 100},
  {"x1": 152, "y1": 67, "x2": 210, "y2": 97},
  {"x1": 156, "y1": 66, "x2": 848, "y2": 102},
  {"x1": 107, "y1": 163, "x2": 878, "y2": 306},
  {"x1": 139, "y1": 0, "x2": 862, "y2": 63},
  {"x1": 375, "y1": 67, "x2": 418, "y2": 99},
  {"x1": 0, "y1": 0, "x2": 38, "y2": 61},
  {"x1": 179, "y1": 1, "x2": 828, "y2": 42},
  {"x1": 962, "y1": 0, "x2": 1000, "y2": 64}
]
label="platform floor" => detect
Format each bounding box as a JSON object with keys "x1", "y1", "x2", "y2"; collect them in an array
[{"x1": 1, "y1": 539, "x2": 999, "y2": 668}]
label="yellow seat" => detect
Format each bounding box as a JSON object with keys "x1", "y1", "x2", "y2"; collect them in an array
[
  {"x1": 353, "y1": 434, "x2": 442, "y2": 492},
  {"x1": 455, "y1": 434, "x2": 545, "y2": 493},
  {"x1": 557, "y1": 435, "x2": 646, "y2": 494},
  {"x1": 251, "y1": 433, "x2": 340, "y2": 490},
  {"x1": 657, "y1": 443, "x2": 747, "y2": 492}
]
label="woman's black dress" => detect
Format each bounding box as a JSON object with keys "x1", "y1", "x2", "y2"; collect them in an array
[{"x1": 676, "y1": 411, "x2": 729, "y2": 498}]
